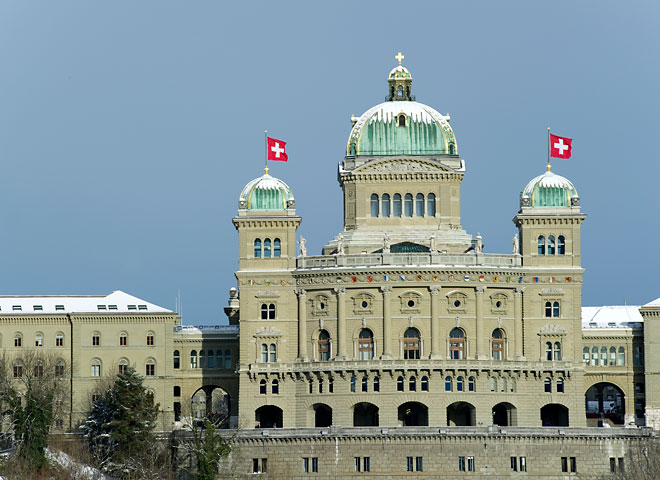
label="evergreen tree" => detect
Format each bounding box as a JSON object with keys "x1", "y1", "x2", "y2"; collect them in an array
[{"x1": 82, "y1": 365, "x2": 160, "y2": 478}]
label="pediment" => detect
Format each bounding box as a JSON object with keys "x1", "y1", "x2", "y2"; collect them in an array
[{"x1": 354, "y1": 158, "x2": 453, "y2": 174}]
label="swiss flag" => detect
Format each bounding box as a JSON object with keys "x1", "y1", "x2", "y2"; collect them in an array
[
  {"x1": 267, "y1": 137, "x2": 288, "y2": 162},
  {"x1": 550, "y1": 133, "x2": 572, "y2": 159}
]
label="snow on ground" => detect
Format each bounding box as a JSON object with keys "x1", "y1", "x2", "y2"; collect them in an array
[{"x1": 46, "y1": 449, "x2": 110, "y2": 480}]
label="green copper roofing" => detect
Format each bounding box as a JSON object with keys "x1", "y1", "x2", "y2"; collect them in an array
[
  {"x1": 521, "y1": 167, "x2": 579, "y2": 208},
  {"x1": 373, "y1": 241, "x2": 430, "y2": 254},
  {"x1": 239, "y1": 172, "x2": 294, "y2": 211}
]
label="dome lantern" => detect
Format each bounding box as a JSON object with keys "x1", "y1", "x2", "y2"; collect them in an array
[{"x1": 387, "y1": 52, "x2": 414, "y2": 102}]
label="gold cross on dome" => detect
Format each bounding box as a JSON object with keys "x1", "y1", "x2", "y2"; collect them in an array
[{"x1": 395, "y1": 52, "x2": 404, "y2": 65}]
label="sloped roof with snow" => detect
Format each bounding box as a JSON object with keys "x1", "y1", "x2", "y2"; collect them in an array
[
  {"x1": 0, "y1": 290, "x2": 172, "y2": 314},
  {"x1": 642, "y1": 296, "x2": 660, "y2": 308},
  {"x1": 582, "y1": 305, "x2": 643, "y2": 330}
]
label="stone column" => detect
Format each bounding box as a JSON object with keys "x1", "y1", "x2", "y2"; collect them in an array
[
  {"x1": 296, "y1": 289, "x2": 308, "y2": 362},
  {"x1": 514, "y1": 288, "x2": 524, "y2": 360},
  {"x1": 335, "y1": 287, "x2": 347, "y2": 360},
  {"x1": 429, "y1": 286, "x2": 442, "y2": 359},
  {"x1": 475, "y1": 286, "x2": 487, "y2": 360},
  {"x1": 381, "y1": 286, "x2": 393, "y2": 359}
]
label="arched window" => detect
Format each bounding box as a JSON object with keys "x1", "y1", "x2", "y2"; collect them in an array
[
  {"x1": 403, "y1": 328, "x2": 420, "y2": 360},
  {"x1": 173, "y1": 350, "x2": 180, "y2": 369},
  {"x1": 264, "y1": 238, "x2": 272, "y2": 258},
  {"x1": 545, "y1": 342, "x2": 553, "y2": 361},
  {"x1": 398, "y1": 114, "x2": 406, "y2": 126},
  {"x1": 554, "y1": 342, "x2": 562, "y2": 361},
  {"x1": 538, "y1": 235, "x2": 546, "y2": 255},
  {"x1": 119, "y1": 332, "x2": 127, "y2": 346},
  {"x1": 456, "y1": 376, "x2": 464, "y2": 392},
  {"x1": 397, "y1": 85, "x2": 404, "y2": 98},
  {"x1": 145, "y1": 359, "x2": 155, "y2": 376},
  {"x1": 409, "y1": 376, "x2": 417, "y2": 391},
  {"x1": 216, "y1": 350, "x2": 223, "y2": 369},
  {"x1": 404, "y1": 193, "x2": 413, "y2": 217},
  {"x1": 55, "y1": 332, "x2": 64, "y2": 347},
  {"x1": 33, "y1": 360, "x2": 44, "y2": 377},
  {"x1": 14, "y1": 333, "x2": 22, "y2": 347},
  {"x1": 358, "y1": 329, "x2": 374, "y2": 360},
  {"x1": 146, "y1": 332, "x2": 154, "y2": 346},
  {"x1": 91, "y1": 359, "x2": 102, "y2": 377},
  {"x1": 34, "y1": 333, "x2": 43, "y2": 347},
  {"x1": 370, "y1": 194, "x2": 379, "y2": 217},
  {"x1": 254, "y1": 239, "x2": 262, "y2": 258},
  {"x1": 259, "y1": 379, "x2": 267, "y2": 394},
  {"x1": 269, "y1": 344, "x2": 277, "y2": 363},
  {"x1": 269, "y1": 304, "x2": 276, "y2": 319},
  {"x1": 318, "y1": 330, "x2": 330, "y2": 361},
  {"x1": 261, "y1": 344, "x2": 268, "y2": 363},
  {"x1": 207, "y1": 351, "x2": 215, "y2": 368},
  {"x1": 617, "y1": 347, "x2": 625, "y2": 366},
  {"x1": 499, "y1": 377, "x2": 506, "y2": 392},
  {"x1": 272, "y1": 379, "x2": 279, "y2": 395},
  {"x1": 609, "y1": 347, "x2": 616, "y2": 366},
  {"x1": 381, "y1": 194, "x2": 391, "y2": 217},
  {"x1": 582, "y1": 347, "x2": 589, "y2": 366},
  {"x1": 393, "y1": 194, "x2": 402, "y2": 217},
  {"x1": 362, "y1": 376, "x2": 368, "y2": 392},
  {"x1": 421, "y1": 376, "x2": 429, "y2": 392},
  {"x1": 553, "y1": 301, "x2": 560, "y2": 317},
  {"x1": 558, "y1": 235, "x2": 566, "y2": 255},
  {"x1": 548, "y1": 235, "x2": 556, "y2": 255},
  {"x1": 545, "y1": 301, "x2": 552, "y2": 318},
  {"x1": 468, "y1": 376, "x2": 475, "y2": 392},
  {"x1": 449, "y1": 328, "x2": 465, "y2": 360},
  {"x1": 273, "y1": 238, "x2": 281, "y2": 258},
  {"x1": 491, "y1": 329, "x2": 504, "y2": 360},
  {"x1": 397, "y1": 376, "x2": 404, "y2": 391},
  {"x1": 415, "y1": 193, "x2": 424, "y2": 217},
  {"x1": 544, "y1": 377, "x2": 551, "y2": 393},
  {"x1": 55, "y1": 361, "x2": 65, "y2": 378},
  {"x1": 427, "y1": 193, "x2": 436, "y2": 217},
  {"x1": 199, "y1": 350, "x2": 206, "y2": 369},
  {"x1": 350, "y1": 376, "x2": 356, "y2": 392},
  {"x1": 445, "y1": 376, "x2": 452, "y2": 391},
  {"x1": 600, "y1": 346, "x2": 607, "y2": 366},
  {"x1": 490, "y1": 377, "x2": 496, "y2": 392},
  {"x1": 13, "y1": 362, "x2": 23, "y2": 378},
  {"x1": 592, "y1": 346, "x2": 599, "y2": 366},
  {"x1": 190, "y1": 350, "x2": 198, "y2": 369},
  {"x1": 557, "y1": 378, "x2": 564, "y2": 393},
  {"x1": 373, "y1": 376, "x2": 380, "y2": 392}
]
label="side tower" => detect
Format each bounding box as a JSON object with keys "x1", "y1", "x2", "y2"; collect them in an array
[{"x1": 641, "y1": 297, "x2": 660, "y2": 428}]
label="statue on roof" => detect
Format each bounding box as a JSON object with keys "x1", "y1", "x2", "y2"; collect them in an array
[
  {"x1": 430, "y1": 234, "x2": 437, "y2": 253},
  {"x1": 383, "y1": 234, "x2": 391, "y2": 253},
  {"x1": 512, "y1": 233, "x2": 519, "y2": 255},
  {"x1": 336, "y1": 234, "x2": 344, "y2": 255},
  {"x1": 476, "y1": 233, "x2": 483, "y2": 253},
  {"x1": 299, "y1": 236, "x2": 307, "y2": 257}
]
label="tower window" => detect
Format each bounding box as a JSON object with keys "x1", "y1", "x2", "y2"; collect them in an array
[
  {"x1": 264, "y1": 238, "x2": 271, "y2": 258},
  {"x1": 415, "y1": 193, "x2": 424, "y2": 217},
  {"x1": 381, "y1": 194, "x2": 391, "y2": 217},
  {"x1": 254, "y1": 239, "x2": 262, "y2": 258},
  {"x1": 445, "y1": 376, "x2": 452, "y2": 391},
  {"x1": 548, "y1": 235, "x2": 556, "y2": 255},
  {"x1": 421, "y1": 376, "x2": 429, "y2": 391},
  {"x1": 397, "y1": 376, "x2": 404, "y2": 391},
  {"x1": 427, "y1": 193, "x2": 436, "y2": 217},
  {"x1": 393, "y1": 194, "x2": 402, "y2": 217},
  {"x1": 397, "y1": 85, "x2": 403, "y2": 98},
  {"x1": 370, "y1": 194, "x2": 379, "y2": 217},
  {"x1": 558, "y1": 235, "x2": 566, "y2": 254},
  {"x1": 273, "y1": 238, "x2": 281, "y2": 258},
  {"x1": 261, "y1": 303, "x2": 276, "y2": 320},
  {"x1": 456, "y1": 376, "x2": 464, "y2": 392},
  {"x1": 537, "y1": 235, "x2": 545, "y2": 255},
  {"x1": 409, "y1": 376, "x2": 417, "y2": 391},
  {"x1": 173, "y1": 350, "x2": 180, "y2": 369},
  {"x1": 398, "y1": 114, "x2": 406, "y2": 126},
  {"x1": 404, "y1": 194, "x2": 413, "y2": 217}
]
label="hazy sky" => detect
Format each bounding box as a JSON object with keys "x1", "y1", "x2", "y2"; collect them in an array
[{"x1": 1, "y1": 1, "x2": 658, "y2": 324}]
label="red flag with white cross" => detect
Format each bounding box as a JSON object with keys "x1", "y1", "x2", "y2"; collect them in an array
[
  {"x1": 267, "y1": 137, "x2": 288, "y2": 162},
  {"x1": 550, "y1": 133, "x2": 572, "y2": 159}
]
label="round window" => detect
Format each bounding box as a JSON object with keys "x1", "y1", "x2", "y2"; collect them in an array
[
  {"x1": 407, "y1": 300, "x2": 415, "y2": 308},
  {"x1": 496, "y1": 300, "x2": 502, "y2": 309},
  {"x1": 361, "y1": 301, "x2": 369, "y2": 308},
  {"x1": 454, "y1": 300, "x2": 461, "y2": 308}
]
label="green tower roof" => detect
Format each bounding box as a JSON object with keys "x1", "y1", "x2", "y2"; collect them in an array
[
  {"x1": 521, "y1": 166, "x2": 579, "y2": 208},
  {"x1": 239, "y1": 170, "x2": 295, "y2": 211}
]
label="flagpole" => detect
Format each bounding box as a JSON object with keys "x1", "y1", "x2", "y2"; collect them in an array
[
  {"x1": 264, "y1": 130, "x2": 268, "y2": 174},
  {"x1": 547, "y1": 127, "x2": 551, "y2": 169}
]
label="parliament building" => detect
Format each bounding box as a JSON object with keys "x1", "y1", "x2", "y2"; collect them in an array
[{"x1": 2, "y1": 55, "x2": 659, "y2": 478}]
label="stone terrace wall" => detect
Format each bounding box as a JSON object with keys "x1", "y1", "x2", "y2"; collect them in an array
[{"x1": 174, "y1": 426, "x2": 654, "y2": 479}]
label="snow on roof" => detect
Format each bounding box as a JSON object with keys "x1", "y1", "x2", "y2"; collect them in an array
[
  {"x1": 643, "y1": 296, "x2": 660, "y2": 308},
  {"x1": 0, "y1": 290, "x2": 172, "y2": 314},
  {"x1": 582, "y1": 305, "x2": 643, "y2": 330},
  {"x1": 174, "y1": 325, "x2": 239, "y2": 335}
]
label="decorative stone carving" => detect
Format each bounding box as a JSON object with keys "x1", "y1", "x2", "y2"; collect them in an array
[
  {"x1": 336, "y1": 234, "x2": 344, "y2": 255},
  {"x1": 299, "y1": 236, "x2": 307, "y2": 257},
  {"x1": 254, "y1": 326, "x2": 284, "y2": 337},
  {"x1": 383, "y1": 234, "x2": 391, "y2": 253},
  {"x1": 359, "y1": 159, "x2": 450, "y2": 174},
  {"x1": 539, "y1": 288, "x2": 565, "y2": 296},
  {"x1": 512, "y1": 234, "x2": 519, "y2": 255},
  {"x1": 256, "y1": 291, "x2": 280, "y2": 298},
  {"x1": 538, "y1": 324, "x2": 567, "y2": 335},
  {"x1": 430, "y1": 234, "x2": 437, "y2": 253}
]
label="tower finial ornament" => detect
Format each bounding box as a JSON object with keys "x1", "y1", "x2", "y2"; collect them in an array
[{"x1": 395, "y1": 52, "x2": 404, "y2": 65}]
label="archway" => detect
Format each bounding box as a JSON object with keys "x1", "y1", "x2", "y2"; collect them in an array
[
  {"x1": 541, "y1": 403, "x2": 569, "y2": 426},
  {"x1": 313, "y1": 403, "x2": 332, "y2": 427},
  {"x1": 191, "y1": 386, "x2": 230, "y2": 426},
  {"x1": 492, "y1": 402, "x2": 517, "y2": 426},
  {"x1": 353, "y1": 402, "x2": 379, "y2": 427},
  {"x1": 447, "y1": 402, "x2": 476, "y2": 426},
  {"x1": 398, "y1": 402, "x2": 428, "y2": 426},
  {"x1": 585, "y1": 382, "x2": 625, "y2": 426},
  {"x1": 255, "y1": 405, "x2": 283, "y2": 428}
]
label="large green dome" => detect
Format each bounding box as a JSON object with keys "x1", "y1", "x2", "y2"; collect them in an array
[
  {"x1": 239, "y1": 171, "x2": 295, "y2": 211},
  {"x1": 521, "y1": 167, "x2": 579, "y2": 208}
]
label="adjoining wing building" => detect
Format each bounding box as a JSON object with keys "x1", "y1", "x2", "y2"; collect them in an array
[{"x1": 2, "y1": 55, "x2": 660, "y2": 477}]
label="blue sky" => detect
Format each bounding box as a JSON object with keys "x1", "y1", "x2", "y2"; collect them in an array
[{"x1": 1, "y1": 1, "x2": 658, "y2": 323}]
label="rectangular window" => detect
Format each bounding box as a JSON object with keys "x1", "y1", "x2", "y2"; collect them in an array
[
  {"x1": 561, "y1": 457, "x2": 568, "y2": 472},
  {"x1": 12, "y1": 305, "x2": 22, "y2": 311},
  {"x1": 145, "y1": 364, "x2": 154, "y2": 376},
  {"x1": 570, "y1": 457, "x2": 576, "y2": 473},
  {"x1": 303, "y1": 457, "x2": 309, "y2": 473},
  {"x1": 92, "y1": 335, "x2": 100, "y2": 346},
  {"x1": 55, "y1": 364, "x2": 65, "y2": 377},
  {"x1": 355, "y1": 457, "x2": 361, "y2": 472},
  {"x1": 147, "y1": 334, "x2": 154, "y2": 346},
  {"x1": 56, "y1": 336, "x2": 64, "y2": 347},
  {"x1": 108, "y1": 305, "x2": 117, "y2": 310},
  {"x1": 14, "y1": 336, "x2": 21, "y2": 347},
  {"x1": 407, "y1": 456, "x2": 414, "y2": 472},
  {"x1": 91, "y1": 365, "x2": 100, "y2": 377},
  {"x1": 312, "y1": 457, "x2": 318, "y2": 473},
  {"x1": 416, "y1": 457, "x2": 423, "y2": 472},
  {"x1": 511, "y1": 456, "x2": 518, "y2": 472},
  {"x1": 363, "y1": 457, "x2": 370, "y2": 472},
  {"x1": 55, "y1": 305, "x2": 64, "y2": 311},
  {"x1": 459, "y1": 456, "x2": 466, "y2": 472},
  {"x1": 97, "y1": 305, "x2": 106, "y2": 310},
  {"x1": 610, "y1": 458, "x2": 616, "y2": 473},
  {"x1": 618, "y1": 457, "x2": 624, "y2": 472},
  {"x1": 251, "y1": 458, "x2": 267, "y2": 473},
  {"x1": 467, "y1": 456, "x2": 475, "y2": 472},
  {"x1": 520, "y1": 456, "x2": 526, "y2": 472},
  {"x1": 139, "y1": 305, "x2": 148, "y2": 310},
  {"x1": 33, "y1": 305, "x2": 43, "y2": 311},
  {"x1": 13, "y1": 365, "x2": 22, "y2": 378},
  {"x1": 128, "y1": 305, "x2": 137, "y2": 310}
]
